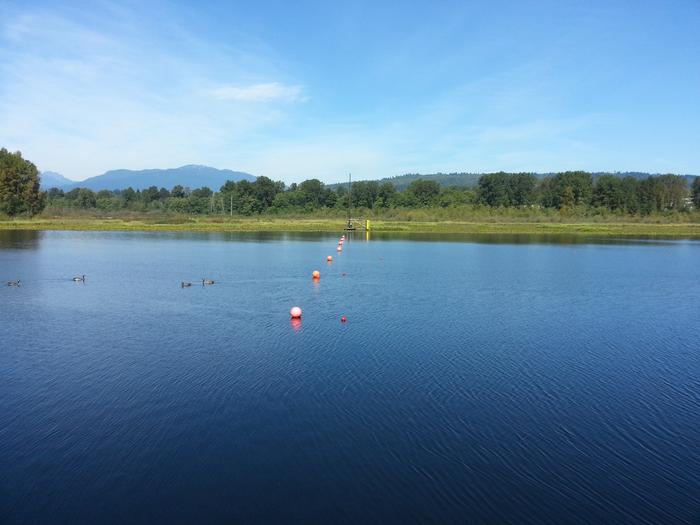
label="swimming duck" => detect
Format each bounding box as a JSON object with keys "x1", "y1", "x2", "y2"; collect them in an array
[
  {"x1": 6, "y1": 279, "x2": 20, "y2": 287},
  {"x1": 181, "y1": 281, "x2": 192, "y2": 288},
  {"x1": 72, "y1": 275, "x2": 85, "y2": 282},
  {"x1": 202, "y1": 279, "x2": 215, "y2": 285}
]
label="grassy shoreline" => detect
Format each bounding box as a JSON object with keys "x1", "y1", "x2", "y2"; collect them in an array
[{"x1": 1, "y1": 216, "x2": 700, "y2": 237}]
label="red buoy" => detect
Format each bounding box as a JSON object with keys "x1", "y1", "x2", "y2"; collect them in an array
[{"x1": 341, "y1": 316, "x2": 347, "y2": 323}]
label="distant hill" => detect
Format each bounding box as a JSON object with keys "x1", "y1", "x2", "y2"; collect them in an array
[
  {"x1": 40, "y1": 171, "x2": 74, "y2": 189},
  {"x1": 332, "y1": 171, "x2": 699, "y2": 190},
  {"x1": 56, "y1": 165, "x2": 256, "y2": 191}
]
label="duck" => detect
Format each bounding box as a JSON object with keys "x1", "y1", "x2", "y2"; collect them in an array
[
  {"x1": 202, "y1": 278, "x2": 215, "y2": 285},
  {"x1": 6, "y1": 279, "x2": 20, "y2": 287},
  {"x1": 72, "y1": 275, "x2": 85, "y2": 282},
  {"x1": 181, "y1": 281, "x2": 192, "y2": 288}
]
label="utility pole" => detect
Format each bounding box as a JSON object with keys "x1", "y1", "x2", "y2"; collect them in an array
[{"x1": 348, "y1": 173, "x2": 352, "y2": 221}]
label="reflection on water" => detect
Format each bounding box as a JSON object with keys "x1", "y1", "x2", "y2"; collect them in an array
[
  {"x1": 1, "y1": 228, "x2": 698, "y2": 250},
  {"x1": 0, "y1": 229, "x2": 42, "y2": 249}
]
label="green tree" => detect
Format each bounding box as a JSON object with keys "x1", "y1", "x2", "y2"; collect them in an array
[
  {"x1": 477, "y1": 172, "x2": 536, "y2": 207},
  {"x1": 191, "y1": 187, "x2": 213, "y2": 199},
  {"x1": 477, "y1": 172, "x2": 510, "y2": 206},
  {"x1": 593, "y1": 175, "x2": 625, "y2": 210},
  {"x1": 540, "y1": 172, "x2": 593, "y2": 208},
  {"x1": 74, "y1": 188, "x2": 97, "y2": 209},
  {"x1": 407, "y1": 179, "x2": 440, "y2": 206},
  {"x1": 0, "y1": 148, "x2": 45, "y2": 216},
  {"x1": 376, "y1": 182, "x2": 396, "y2": 208},
  {"x1": 692, "y1": 177, "x2": 700, "y2": 208}
]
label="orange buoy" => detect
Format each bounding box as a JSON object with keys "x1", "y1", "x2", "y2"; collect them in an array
[
  {"x1": 337, "y1": 245, "x2": 342, "y2": 251},
  {"x1": 290, "y1": 306, "x2": 302, "y2": 318},
  {"x1": 312, "y1": 270, "x2": 320, "y2": 279},
  {"x1": 327, "y1": 255, "x2": 333, "y2": 262},
  {"x1": 341, "y1": 316, "x2": 347, "y2": 323}
]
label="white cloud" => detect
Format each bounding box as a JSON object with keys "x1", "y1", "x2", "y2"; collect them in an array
[
  {"x1": 0, "y1": 5, "x2": 305, "y2": 179},
  {"x1": 209, "y1": 82, "x2": 305, "y2": 102}
]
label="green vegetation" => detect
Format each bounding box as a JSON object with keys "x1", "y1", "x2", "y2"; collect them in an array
[
  {"x1": 2, "y1": 215, "x2": 699, "y2": 237},
  {"x1": 38, "y1": 170, "x2": 695, "y2": 219},
  {"x1": 0, "y1": 149, "x2": 45, "y2": 216},
  {"x1": 2, "y1": 150, "x2": 698, "y2": 237}
]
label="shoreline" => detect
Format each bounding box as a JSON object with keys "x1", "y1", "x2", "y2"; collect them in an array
[{"x1": 1, "y1": 217, "x2": 700, "y2": 237}]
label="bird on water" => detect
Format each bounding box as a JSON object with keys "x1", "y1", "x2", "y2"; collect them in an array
[
  {"x1": 202, "y1": 279, "x2": 215, "y2": 285},
  {"x1": 72, "y1": 275, "x2": 85, "y2": 282},
  {"x1": 6, "y1": 279, "x2": 20, "y2": 287},
  {"x1": 181, "y1": 281, "x2": 192, "y2": 288}
]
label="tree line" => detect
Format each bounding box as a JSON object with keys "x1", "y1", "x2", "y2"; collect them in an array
[
  {"x1": 475, "y1": 171, "x2": 696, "y2": 214},
  {"x1": 44, "y1": 172, "x2": 699, "y2": 216},
  {"x1": 2, "y1": 148, "x2": 699, "y2": 217}
]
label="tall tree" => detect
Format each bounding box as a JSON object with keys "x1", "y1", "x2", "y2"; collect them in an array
[
  {"x1": 692, "y1": 177, "x2": 700, "y2": 208},
  {"x1": 407, "y1": 179, "x2": 440, "y2": 206},
  {"x1": 0, "y1": 148, "x2": 45, "y2": 216}
]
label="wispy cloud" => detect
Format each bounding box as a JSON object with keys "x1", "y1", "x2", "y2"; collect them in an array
[
  {"x1": 209, "y1": 82, "x2": 305, "y2": 102},
  {"x1": 0, "y1": 4, "x2": 308, "y2": 180}
]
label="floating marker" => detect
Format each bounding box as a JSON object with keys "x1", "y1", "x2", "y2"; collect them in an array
[
  {"x1": 312, "y1": 270, "x2": 320, "y2": 279},
  {"x1": 290, "y1": 306, "x2": 302, "y2": 318},
  {"x1": 327, "y1": 255, "x2": 333, "y2": 262},
  {"x1": 337, "y1": 245, "x2": 342, "y2": 251},
  {"x1": 341, "y1": 316, "x2": 347, "y2": 323}
]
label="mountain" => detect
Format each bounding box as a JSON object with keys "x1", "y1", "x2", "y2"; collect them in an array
[
  {"x1": 332, "y1": 171, "x2": 699, "y2": 190},
  {"x1": 61, "y1": 165, "x2": 256, "y2": 191},
  {"x1": 40, "y1": 171, "x2": 74, "y2": 189}
]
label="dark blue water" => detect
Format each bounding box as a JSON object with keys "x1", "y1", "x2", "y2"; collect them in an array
[{"x1": 1, "y1": 230, "x2": 699, "y2": 524}]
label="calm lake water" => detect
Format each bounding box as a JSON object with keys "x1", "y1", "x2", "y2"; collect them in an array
[{"x1": 1, "y1": 230, "x2": 699, "y2": 524}]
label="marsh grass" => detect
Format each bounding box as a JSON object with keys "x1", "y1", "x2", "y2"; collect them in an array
[{"x1": 2, "y1": 212, "x2": 700, "y2": 237}]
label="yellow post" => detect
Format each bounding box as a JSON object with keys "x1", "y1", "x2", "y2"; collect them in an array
[{"x1": 365, "y1": 219, "x2": 371, "y2": 231}]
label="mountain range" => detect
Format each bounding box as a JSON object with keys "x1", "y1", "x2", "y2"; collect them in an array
[
  {"x1": 42, "y1": 166, "x2": 698, "y2": 192},
  {"x1": 42, "y1": 165, "x2": 256, "y2": 191},
  {"x1": 41, "y1": 171, "x2": 75, "y2": 188}
]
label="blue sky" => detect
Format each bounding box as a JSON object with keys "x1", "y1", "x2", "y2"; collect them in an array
[{"x1": 1, "y1": 0, "x2": 699, "y2": 183}]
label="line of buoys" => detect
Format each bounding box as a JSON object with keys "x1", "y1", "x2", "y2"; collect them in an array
[
  {"x1": 291, "y1": 232, "x2": 351, "y2": 322},
  {"x1": 338, "y1": 235, "x2": 347, "y2": 322}
]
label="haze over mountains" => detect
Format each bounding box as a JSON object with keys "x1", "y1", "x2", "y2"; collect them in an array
[
  {"x1": 42, "y1": 165, "x2": 255, "y2": 191},
  {"x1": 40, "y1": 171, "x2": 74, "y2": 188}
]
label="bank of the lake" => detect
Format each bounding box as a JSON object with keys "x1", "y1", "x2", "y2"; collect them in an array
[{"x1": 2, "y1": 216, "x2": 700, "y2": 237}]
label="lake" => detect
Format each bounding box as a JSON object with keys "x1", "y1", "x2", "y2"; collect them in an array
[{"x1": 1, "y1": 230, "x2": 699, "y2": 524}]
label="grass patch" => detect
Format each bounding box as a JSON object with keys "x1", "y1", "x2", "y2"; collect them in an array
[{"x1": 1, "y1": 216, "x2": 700, "y2": 237}]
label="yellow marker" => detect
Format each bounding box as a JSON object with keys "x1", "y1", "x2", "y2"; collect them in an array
[{"x1": 365, "y1": 219, "x2": 371, "y2": 231}]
